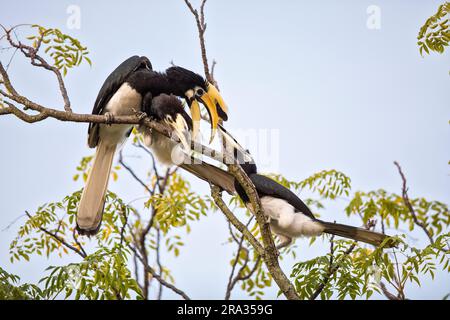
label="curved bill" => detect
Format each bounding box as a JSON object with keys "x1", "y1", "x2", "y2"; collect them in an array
[
  {"x1": 197, "y1": 93, "x2": 219, "y2": 144},
  {"x1": 207, "y1": 83, "x2": 228, "y2": 121},
  {"x1": 189, "y1": 100, "x2": 201, "y2": 142},
  {"x1": 197, "y1": 83, "x2": 228, "y2": 144}
]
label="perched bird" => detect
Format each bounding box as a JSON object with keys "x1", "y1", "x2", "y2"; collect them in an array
[
  {"x1": 139, "y1": 93, "x2": 192, "y2": 166},
  {"x1": 138, "y1": 94, "x2": 247, "y2": 195},
  {"x1": 77, "y1": 56, "x2": 228, "y2": 235},
  {"x1": 233, "y1": 150, "x2": 395, "y2": 248}
]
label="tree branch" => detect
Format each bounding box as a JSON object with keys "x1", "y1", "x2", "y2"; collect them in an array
[
  {"x1": 1, "y1": 25, "x2": 71, "y2": 112},
  {"x1": 183, "y1": 0, "x2": 213, "y2": 83},
  {"x1": 25, "y1": 212, "x2": 86, "y2": 259},
  {"x1": 309, "y1": 220, "x2": 376, "y2": 300},
  {"x1": 128, "y1": 244, "x2": 191, "y2": 300},
  {"x1": 394, "y1": 161, "x2": 434, "y2": 244},
  {"x1": 225, "y1": 217, "x2": 253, "y2": 299},
  {"x1": 211, "y1": 185, "x2": 300, "y2": 300}
]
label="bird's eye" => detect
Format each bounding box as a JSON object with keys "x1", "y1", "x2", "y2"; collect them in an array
[{"x1": 196, "y1": 88, "x2": 204, "y2": 96}]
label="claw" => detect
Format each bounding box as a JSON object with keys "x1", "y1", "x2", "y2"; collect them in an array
[{"x1": 104, "y1": 112, "x2": 114, "y2": 125}]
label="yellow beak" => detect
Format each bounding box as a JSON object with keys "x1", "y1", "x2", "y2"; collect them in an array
[
  {"x1": 198, "y1": 83, "x2": 228, "y2": 143},
  {"x1": 197, "y1": 92, "x2": 219, "y2": 144},
  {"x1": 207, "y1": 83, "x2": 228, "y2": 121},
  {"x1": 189, "y1": 99, "x2": 201, "y2": 142}
]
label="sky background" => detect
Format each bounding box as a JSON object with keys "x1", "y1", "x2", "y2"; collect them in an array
[{"x1": 0, "y1": 0, "x2": 449, "y2": 299}]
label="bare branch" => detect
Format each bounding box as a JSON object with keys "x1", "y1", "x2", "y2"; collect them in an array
[
  {"x1": 119, "y1": 150, "x2": 152, "y2": 194},
  {"x1": 128, "y1": 244, "x2": 191, "y2": 300},
  {"x1": 211, "y1": 186, "x2": 264, "y2": 256},
  {"x1": 183, "y1": 0, "x2": 212, "y2": 83},
  {"x1": 72, "y1": 228, "x2": 87, "y2": 258},
  {"x1": 394, "y1": 161, "x2": 434, "y2": 244},
  {"x1": 211, "y1": 185, "x2": 300, "y2": 300},
  {"x1": 380, "y1": 281, "x2": 402, "y2": 300},
  {"x1": 225, "y1": 217, "x2": 252, "y2": 299},
  {"x1": 2, "y1": 25, "x2": 72, "y2": 112}
]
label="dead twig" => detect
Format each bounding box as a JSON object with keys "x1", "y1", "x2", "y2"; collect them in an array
[{"x1": 394, "y1": 161, "x2": 434, "y2": 244}]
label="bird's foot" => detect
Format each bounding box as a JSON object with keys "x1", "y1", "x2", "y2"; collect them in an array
[
  {"x1": 104, "y1": 112, "x2": 114, "y2": 125},
  {"x1": 276, "y1": 235, "x2": 292, "y2": 251},
  {"x1": 133, "y1": 108, "x2": 148, "y2": 122}
]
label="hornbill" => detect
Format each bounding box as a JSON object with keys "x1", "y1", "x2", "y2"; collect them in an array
[
  {"x1": 139, "y1": 93, "x2": 192, "y2": 166},
  {"x1": 138, "y1": 94, "x2": 246, "y2": 194},
  {"x1": 76, "y1": 56, "x2": 227, "y2": 235},
  {"x1": 233, "y1": 150, "x2": 395, "y2": 248}
]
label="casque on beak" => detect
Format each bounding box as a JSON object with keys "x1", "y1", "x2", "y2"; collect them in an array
[
  {"x1": 196, "y1": 83, "x2": 228, "y2": 143},
  {"x1": 186, "y1": 83, "x2": 228, "y2": 144}
]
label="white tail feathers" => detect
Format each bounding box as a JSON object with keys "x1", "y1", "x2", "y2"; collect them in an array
[
  {"x1": 257, "y1": 197, "x2": 324, "y2": 238},
  {"x1": 77, "y1": 141, "x2": 116, "y2": 234}
]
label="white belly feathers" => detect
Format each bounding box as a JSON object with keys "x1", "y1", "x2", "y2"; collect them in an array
[
  {"x1": 99, "y1": 83, "x2": 142, "y2": 146},
  {"x1": 252, "y1": 196, "x2": 324, "y2": 238}
]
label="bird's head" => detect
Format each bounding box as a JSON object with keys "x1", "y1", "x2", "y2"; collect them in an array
[
  {"x1": 134, "y1": 56, "x2": 152, "y2": 71},
  {"x1": 166, "y1": 66, "x2": 228, "y2": 142}
]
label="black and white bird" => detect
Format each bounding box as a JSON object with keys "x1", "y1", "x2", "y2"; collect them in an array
[
  {"x1": 139, "y1": 94, "x2": 192, "y2": 166},
  {"x1": 234, "y1": 151, "x2": 395, "y2": 248},
  {"x1": 76, "y1": 56, "x2": 228, "y2": 235},
  {"x1": 138, "y1": 94, "x2": 248, "y2": 195}
]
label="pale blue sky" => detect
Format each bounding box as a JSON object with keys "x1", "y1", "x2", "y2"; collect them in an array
[{"x1": 0, "y1": 0, "x2": 449, "y2": 299}]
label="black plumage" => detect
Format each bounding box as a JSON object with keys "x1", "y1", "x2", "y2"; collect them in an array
[
  {"x1": 78, "y1": 55, "x2": 228, "y2": 235},
  {"x1": 144, "y1": 93, "x2": 193, "y2": 131},
  {"x1": 234, "y1": 152, "x2": 395, "y2": 248},
  {"x1": 88, "y1": 56, "x2": 151, "y2": 148},
  {"x1": 235, "y1": 162, "x2": 315, "y2": 219}
]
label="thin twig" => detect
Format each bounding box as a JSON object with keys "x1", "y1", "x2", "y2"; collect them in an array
[
  {"x1": 309, "y1": 220, "x2": 376, "y2": 300},
  {"x1": 128, "y1": 244, "x2": 190, "y2": 300},
  {"x1": 25, "y1": 212, "x2": 86, "y2": 259},
  {"x1": 119, "y1": 150, "x2": 152, "y2": 194},
  {"x1": 2, "y1": 25, "x2": 72, "y2": 112},
  {"x1": 225, "y1": 217, "x2": 252, "y2": 299},
  {"x1": 394, "y1": 161, "x2": 434, "y2": 244},
  {"x1": 183, "y1": 0, "x2": 212, "y2": 83}
]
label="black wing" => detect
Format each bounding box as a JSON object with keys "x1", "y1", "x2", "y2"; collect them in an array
[
  {"x1": 249, "y1": 174, "x2": 316, "y2": 219},
  {"x1": 88, "y1": 55, "x2": 152, "y2": 147}
]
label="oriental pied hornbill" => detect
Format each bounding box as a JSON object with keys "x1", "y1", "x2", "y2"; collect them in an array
[
  {"x1": 137, "y1": 94, "x2": 248, "y2": 193},
  {"x1": 76, "y1": 55, "x2": 227, "y2": 235},
  {"x1": 138, "y1": 94, "x2": 192, "y2": 166},
  {"x1": 233, "y1": 150, "x2": 395, "y2": 248}
]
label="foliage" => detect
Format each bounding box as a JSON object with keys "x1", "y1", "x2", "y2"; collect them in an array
[
  {"x1": 73, "y1": 155, "x2": 121, "y2": 183},
  {"x1": 6, "y1": 142, "x2": 216, "y2": 299},
  {"x1": 2, "y1": 20, "x2": 449, "y2": 301},
  {"x1": 0, "y1": 267, "x2": 43, "y2": 300},
  {"x1": 346, "y1": 190, "x2": 449, "y2": 237},
  {"x1": 146, "y1": 171, "x2": 215, "y2": 234},
  {"x1": 269, "y1": 169, "x2": 351, "y2": 200},
  {"x1": 41, "y1": 245, "x2": 142, "y2": 300},
  {"x1": 26, "y1": 25, "x2": 91, "y2": 76},
  {"x1": 418, "y1": 2, "x2": 450, "y2": 56}
]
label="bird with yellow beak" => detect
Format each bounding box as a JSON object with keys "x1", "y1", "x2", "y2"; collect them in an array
[{"x1": 165, "y1": 66, "x2": 228, "y2": 143}]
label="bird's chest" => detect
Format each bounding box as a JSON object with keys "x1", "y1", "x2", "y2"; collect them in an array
[
  {"x1": 99, "y1": 83, "x2": 142, "y2": 145},
  {"x1": 104, "y1": 83, "x2": 142, "y2": 116}
]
